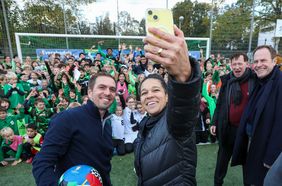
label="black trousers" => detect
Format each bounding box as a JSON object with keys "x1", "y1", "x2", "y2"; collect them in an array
[
  {"x1": 214, "y1": 125, "x2": 238, "y2": 186},
  {"x1": 124, "y1": 143, "x2": 134, "y2": 153},
  {"x1": 112, "y1": 139, "x2": 125, "y2": 156},
  {"x1": 2, "y1": 146, "x2": 15, "y2": 158},
  {"x1": 21, "y1": 143, "x2": 33, "y2": 160}
]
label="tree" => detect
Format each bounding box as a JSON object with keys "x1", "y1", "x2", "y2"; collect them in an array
[
  {"x1": 212, "y1": 2, "x2": 252, "y2": 55},
  {"x1": 138, "y1": 18, "x2": 146, "y2": 36},
  {"x1": 0, "y1": 0, "x2": 21, "y2": 56},
  {"x1": 256, "y1": 0, "x2": 282, "y2": 52},
  {"x1": 172, "y1": 0, "x2": 211, "y2": 37},
  {"x1": 257, "y1": 0, "x2": 282, "y2": 27},
  {"x1": 21, "y1": 0, "x2": 76, "y2": 34},
  {"x1": 118, "y1": 11, "x2": 140, "y2": 36},
  {"x1": 93, "y1": 13, "x2": 114, "y2": 35}
]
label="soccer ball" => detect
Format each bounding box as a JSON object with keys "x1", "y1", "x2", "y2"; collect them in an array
[{"x1": 58, "y1": 165, "x2": 103, "y2": 186}]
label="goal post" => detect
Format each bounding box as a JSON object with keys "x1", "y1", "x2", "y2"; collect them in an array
[{"x1": 15, "y1": 33, "x2": 210, "y2": 62}]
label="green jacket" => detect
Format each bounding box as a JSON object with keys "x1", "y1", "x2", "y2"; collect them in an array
[
  {"x1": 19, "y1": 81, "x2": 31, "y2": 95},
  {"x1": 4, "y1": 83, "x2": 25, "y2": 108},
  {"x1": 0, "y1": 114, "x2": 24, "y2": 135},
  {"x1": 27, "y1": 107, "x2": 54, "y2": 135},
  {"x1": 17, "y1": 114, "x2": 34, "y2": 136},
  {"x1": 202, "y1": 82, "x2": 217, "y2": 120}
]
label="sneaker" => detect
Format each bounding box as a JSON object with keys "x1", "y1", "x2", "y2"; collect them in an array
[{"x1": 26, "y1": 157, "x2": 33, "y2": 164}]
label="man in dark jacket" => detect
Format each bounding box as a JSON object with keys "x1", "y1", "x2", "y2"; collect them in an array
[
  {"x1": 232, "y1": 45, "x2": 282, "y2": 186},
  {"x1": 32, "y1": 73, "x2": 116, "y2": 186},
  {"x1": 210, "y1": 53, "x2": 255, "y2": 186}
]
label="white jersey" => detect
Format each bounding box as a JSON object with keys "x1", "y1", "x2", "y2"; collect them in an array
[
  {"x1": 111, "y1": 114, "x2": 125, "y2": 140},
  {"x1": 135, "y1": 112, "x2": 147, "y2": 123},
  {"x1": 123, "y1": 107, "x2": 139, "y2": 143}
]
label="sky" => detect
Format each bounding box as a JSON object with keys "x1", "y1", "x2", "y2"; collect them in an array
[
  {"x1": 80, "y1": 0, "x2": 238, "y2": 23},
  {"x1": 14, "y1": 0, "x2": 238, "y2": 23}
]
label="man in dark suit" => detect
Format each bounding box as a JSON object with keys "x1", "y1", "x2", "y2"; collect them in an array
[
  {"x1": 210, "y1": 53, "x2": 255, "y2": 186},
  {"x1": 232, "y1": 45, "x2": 282, "y2": 186}
]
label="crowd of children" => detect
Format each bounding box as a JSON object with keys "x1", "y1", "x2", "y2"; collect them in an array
[{"x1": 0, "y1": 43, "x2": 232, "y2": 166}]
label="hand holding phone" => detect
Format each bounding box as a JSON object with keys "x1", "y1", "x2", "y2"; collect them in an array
[{"x1": 143, "y1": 9, "x2": 192, "y2": 82}]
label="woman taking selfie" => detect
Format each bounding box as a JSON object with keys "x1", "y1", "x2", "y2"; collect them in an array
[{"x1": 134, "y1": 25, "x2": 201, "y2": 185}]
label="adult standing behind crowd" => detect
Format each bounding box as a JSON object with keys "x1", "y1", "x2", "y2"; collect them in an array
[
  {"x1": 210, "y1": 53, "x2": 256, "y2": 186},
  {"x1": 232, "y1": 45, "x2": 282, "y2": 186},
  {"x1": 32, "y1": 73, "x2": 116, "y2": 186},
  {"x1": 134, "y1": 25, "x2": 201, "y2": 185}
]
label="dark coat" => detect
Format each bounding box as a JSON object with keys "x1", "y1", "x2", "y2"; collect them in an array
[
  {"x1": 231, "y1": 66, "x2": 282, "y2": 185},
  {"x1": 264, "y1": 152, "x2": 282, "y2": 186},
  {"x1": 134, "y1": 59, "x2": 201, "y2": 186},
  {"x1": 212, "y1": 70, "x2": 256, "y2": 147}
]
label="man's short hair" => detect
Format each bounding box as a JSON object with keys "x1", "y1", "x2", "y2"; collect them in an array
[
  {"x1": 253, "y1": 45, "x2": 277, "y2": 60},
  {"x1": 230, "y1": 52, "x2": 248, "y2": 62},
  {"x1": 126, "y1": 95, "x2": 136, "y2": 103},
  {"x1": 0, "y1": 106, "x2": 7, "y2": 113},
  {"x1": 79, "y1": 52, "x2": 85, "y2": 57},
  {"x1": 88, "y1": 72, "x2": 116, "y2": 91},
  {"x1": 0, "y1": 98, "x2": 10, "y2": 105},
  {"x1": 26, "y1": 123, "x2": 37, "y2": 130},
  {"x1": 35, "y1": 98, "x2": 45, "y2": 105}
]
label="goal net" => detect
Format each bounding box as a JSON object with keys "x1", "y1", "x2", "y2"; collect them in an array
[{"x1": 15, "y1": 33, "x2": 210, "y2": 61}]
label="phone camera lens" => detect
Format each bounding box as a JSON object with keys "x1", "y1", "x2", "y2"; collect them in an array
[
  {"x1": 148, "y1": 10, "x2": 153, "y2": 15},
  {"x1": 153, "y1": 15, "x2": 158, "y2": 20}
]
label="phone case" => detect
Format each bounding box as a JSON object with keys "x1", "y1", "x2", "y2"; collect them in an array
[{"x1": 145, "y1": 8, "x2": 174, "y2": 36}]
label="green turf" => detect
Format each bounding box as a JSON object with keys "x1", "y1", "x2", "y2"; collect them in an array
[{"x1": 0, "y1": 144, "x2": 243, "y2": 186}]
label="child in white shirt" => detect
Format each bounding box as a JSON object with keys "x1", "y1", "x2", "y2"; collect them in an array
[{"x1": 111, "y1": 105, "x2": 125, "y2": 155}]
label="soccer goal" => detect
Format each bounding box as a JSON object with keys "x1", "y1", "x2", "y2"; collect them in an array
[{"x1": 15, "y1": 33, "x2": 210, "y2": 62}]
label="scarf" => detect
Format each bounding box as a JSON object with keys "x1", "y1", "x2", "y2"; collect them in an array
[
  {"x1": 245, "y1": 67, "x2": 277, "y2": 137},
  {"x1": 228, "y1": 68, "x2": 252, "y2": 106}
]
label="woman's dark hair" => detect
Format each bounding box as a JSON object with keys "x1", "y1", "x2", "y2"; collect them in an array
[
  {"x1": 138, "y1": 74, "x2": 167, "y2": 96},
  {"x1": 118, "y1": 72, "x2": 128, "y2": 85}
]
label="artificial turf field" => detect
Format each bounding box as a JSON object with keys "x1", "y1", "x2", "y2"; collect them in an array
[{"x1": 0, "y1": 144, "x2": 243, "y2": 186}]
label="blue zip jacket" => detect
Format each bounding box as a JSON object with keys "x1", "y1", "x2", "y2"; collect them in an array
[{"x1": 32, "y1": 100, "x2": 113, "y2": 186}]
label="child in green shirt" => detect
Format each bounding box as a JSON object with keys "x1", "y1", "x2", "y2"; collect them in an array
[
  {"x1": 0, "y1": 106, "x2": 23, "y2": 135},
  {"x1": 19, "y1": 74, "x2": 31, "y2": 96},
  {"x1": 4, "y1": 72, "x2": 25, "y2": 109},
  {"x1": 69, "y1": 87, "x2": 82, "y2": 104},
  {"x1": 24, "y1": 97, "x2": 54, "y2": 136}
]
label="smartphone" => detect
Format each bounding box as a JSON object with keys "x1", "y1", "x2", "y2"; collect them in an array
[{"x1": 145, "y1": 8, "x2": 174, "y2": 36}]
